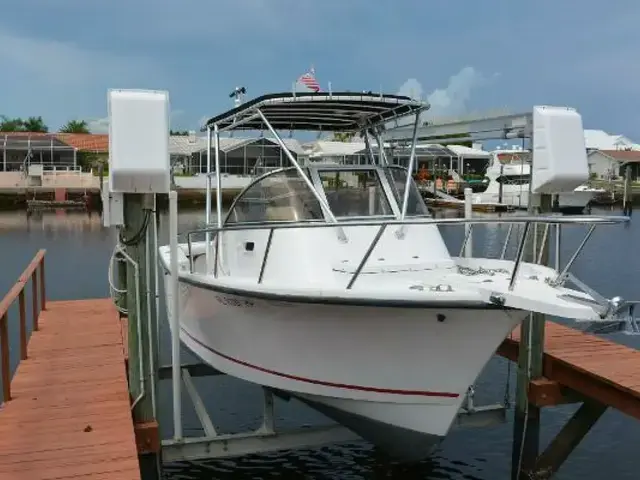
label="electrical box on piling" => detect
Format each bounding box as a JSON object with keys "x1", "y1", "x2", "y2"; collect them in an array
[
  {"x1": 108, "y1": 89, "x2": 171, "y2": 194},
  {"x1": 531, "y1": 106, "x2": 589, "y2": 194}
]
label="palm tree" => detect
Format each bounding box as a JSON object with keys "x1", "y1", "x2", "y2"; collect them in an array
[
  {"x1": 332, "y1": 132, "x2": 354, "y2": 142},
  {"x1": 59, "y1": 120, "x2": 90, "y2": 134},
  {"x1": 0, "y1": 116, "x2": 25, "y2": 132},
  {"x1": 21, "y1": 116, "x2": 48, "y2": 133}
]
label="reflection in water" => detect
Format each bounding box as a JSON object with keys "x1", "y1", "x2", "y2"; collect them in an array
[
  {"x1": 163, "y1": 447, "x2": 486, "y2": 480},
  {"x1": 1, "y1": 210, "x2": 106, "y2": 234},
  {"x1": 0, "y1": 208, "x2": 638, "y2": 479}
]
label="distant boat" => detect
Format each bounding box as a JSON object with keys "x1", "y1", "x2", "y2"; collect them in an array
[{"x1": 473, "y1": 150, "x2": 605, "y2": 213}]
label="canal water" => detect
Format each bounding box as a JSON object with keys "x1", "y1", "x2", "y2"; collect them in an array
[{"x1": 0, "y1": 207, "x2": 638, "y2": 479}]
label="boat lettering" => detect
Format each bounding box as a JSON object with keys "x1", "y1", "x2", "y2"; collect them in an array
[{"x1": 215, "y1": 295, "x2": 254, "y2": 307}]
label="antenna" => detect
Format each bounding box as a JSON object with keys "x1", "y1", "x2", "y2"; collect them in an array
[{"x1": 229, "y1": 86, "x2": 246, "y2": 107}]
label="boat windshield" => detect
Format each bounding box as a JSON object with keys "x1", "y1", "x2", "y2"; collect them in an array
[
  {"x1": 382, "y1": 166, "x2": 430, "y2": 216},
  {"x1": 225, "y1": 169, "x2": 324, "y2": 224},
  {"x1": 224, "y1": 165, "x2": 430, "y2": 225},
  {"x1": 316, "y1": 169, "x2": 393, "y2": 218}
]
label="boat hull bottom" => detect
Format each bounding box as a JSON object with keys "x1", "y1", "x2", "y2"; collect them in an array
[
  {"x1": 554, "y1": 205, "x2": 587, "y2": 214},
  {"x1": 180, "y1": 325, "x2": 451, "y2": 463},
  {"x1": 293, "y1": 393, "x2": 444, "y2": 462}
]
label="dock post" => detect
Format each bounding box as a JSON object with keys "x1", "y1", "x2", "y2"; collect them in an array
[
  {"x1": 463, "y1": 188, "x2": 473, "y2": 258},
  {"x1": 169, "y1": 190, "x2": 183, "y2": 441},
  {"x1": 511, "y1": 193, "x2": 551, "y2": 479},
  {"x1": 122, "y1": 192, "x2": 160, "y2": 479},
  {"x1": 533, "y1": 400, "x2": 608, "y2": 478},
  {"x1": 623, "y1": 164, "x2": 633, "y2": 216}
]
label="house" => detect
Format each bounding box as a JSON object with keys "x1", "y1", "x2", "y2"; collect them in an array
[
  {"x1": 169, "y1": 135, "x2": 304, "y2": 176},
  {"x1": 57, "y1": 133, "x2": 109, "y2": 154},
  {"x1": 587, "y1": 149, "x2": 640, "y2": 180},
  {"x1": 0, "y1": 132, "x2": 110, "y2": 172},
  {"x1": 1, "y1": 132, "x2": 77, "y2": 171},
  {"x1": 584, "y1": 129, "x2": 640, "y2": 151}
]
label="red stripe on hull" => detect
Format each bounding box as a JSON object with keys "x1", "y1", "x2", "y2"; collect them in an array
[{"x1": 182, "y1": 328, "x2": 460, "y2": 398}]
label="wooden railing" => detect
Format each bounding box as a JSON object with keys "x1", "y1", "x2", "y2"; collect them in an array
[{"x1": 0, "y1": 249, "x2": 46, "y2": 403}]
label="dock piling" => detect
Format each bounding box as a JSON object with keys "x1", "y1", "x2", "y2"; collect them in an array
[
  {"x1": 169, "y1": 189, "x2": 183, "y2": 441},
  {"x1": 623, "y1": 164, "x2": 633, "y2": 216},
  {"x1": 512, "y1": 194, "x2": 551, "y2": 479},
  {"x1": 122, "y1": 192, "x2": 161, "y2": 478},
  {"x1": 533, "y1": 400, "x2": 608, "y2": 478},
  {"x1": 18, "y1": 290, "x2": 27, "y2": 360},
  {"x1": 0, "y1": 313, "x2": 9, "y2": 402}
]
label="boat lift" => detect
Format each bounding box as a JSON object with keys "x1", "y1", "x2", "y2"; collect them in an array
[
  {"x1": 103, "y1": 90, "x2": 636, "y2": 471},
  {"x1": 382, "y1": 111, "x2": 533, "y2": 145}
]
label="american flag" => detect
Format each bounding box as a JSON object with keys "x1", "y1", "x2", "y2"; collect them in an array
[{"x1": 297, "y1": 67, "x2": 321, "y2": 92}]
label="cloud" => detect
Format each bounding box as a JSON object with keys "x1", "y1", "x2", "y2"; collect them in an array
[
  {"x1": 87, "y1": 117, "x2": 109, "y2": 134},
  {"x1": 24, "y1": 0, "x2": 350, "y2": 45},
  {"x1": 0, "y1": 28, "x2": 158, "y2": 87},
  {"x1": 0, "y1": 26, "x2": 165, "y2": 129},
  {"x1": 394, "y1": 67, "x2": 497, "y2": 127},
  {"x1": 397, "y1": 79, "x2": 424, "y2": 101},
  {"x1": 425, "y1": 67, "x2": 493, "y2": 118}
]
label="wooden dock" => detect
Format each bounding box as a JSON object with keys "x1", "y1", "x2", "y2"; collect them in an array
[
  {"x1": 0, "y1": 251, "x2": 140, "y2": 479},
  {"x1": 1, "y1": 251, "x2": 640, "y2": 479},
  {"x1": 424, "y1": 197, "x2": 513, "y2": 212},
  {"x1": 498, "y1": 321, "x2": 640, "y2": 417},
  {"x1": 26, "y1": 199, "x2": 89, "y2": 212}
]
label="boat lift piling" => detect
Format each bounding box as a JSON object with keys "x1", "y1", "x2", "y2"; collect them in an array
[
  {"x1": 511, "y1": 192, "x2": 551, "y2": 480},
  {"x1": 623, "y1": 164, "x2": 633, "y2": 216},
  {"x1": 463, "y1": 187, "x2": 473, "y2": 258},
  {"x1": 120, "y1": 192, "x2": 161, "y2": 479}
]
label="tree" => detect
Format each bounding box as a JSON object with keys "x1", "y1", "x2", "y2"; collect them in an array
[
  {"x1": 0, "y1": 116, "x2": 25, "y2": 132},
  {"x1": 332, "y1": 132, "x2": 355, "y2": 142},
  {"x1": 21, "y1": 116, "x2": 48, "y2": 133},
  {"x1": 170, "y1": 130, "x2": 189, "y2": 136},
  {"x1": 59, "y1": 120, "x2": 90, "y2": 134}
]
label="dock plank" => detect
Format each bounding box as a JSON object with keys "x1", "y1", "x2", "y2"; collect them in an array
[
  {"x1": 0, "y1": 299, "x2": 140, "y2": 480},
  {"x1": 498, "y1": 321, "x2": 640, "y2": 418}
]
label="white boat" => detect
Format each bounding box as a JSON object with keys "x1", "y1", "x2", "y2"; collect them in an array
[
  {"x1": 158, "y1": 92, "x2": 630, "y2": 462},
  {"x1": 474, "y1": 150, "x2": 605, "y2": 212}
]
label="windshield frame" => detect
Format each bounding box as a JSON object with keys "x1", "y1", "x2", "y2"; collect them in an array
[
  {"x1": 308, "y1": 165, "x2": 399, "y2": 221},
  {"x1": 222, "y1": 163, "x2": 431, "y2": 227}
]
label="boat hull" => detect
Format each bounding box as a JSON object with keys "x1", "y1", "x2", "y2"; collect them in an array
[
  {"x1": 166, "y1": 272, "x2": 525, "y2": 461},
  {"x1": 476, "y1": 184, "x2": 597, "y2": 212}
]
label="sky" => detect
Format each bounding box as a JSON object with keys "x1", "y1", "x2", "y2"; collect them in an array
[{"x1": 1, "y1": 0, "x2": 639, "y2": 140}]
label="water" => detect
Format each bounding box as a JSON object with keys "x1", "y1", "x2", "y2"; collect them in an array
[{"x1": 1, "y1": 208, "x2": 639, "y2": 479}]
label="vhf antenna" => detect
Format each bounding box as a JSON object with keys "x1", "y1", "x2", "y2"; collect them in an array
[{"x1": 229, "y1": 86, "x2": 247, "y2": 107}]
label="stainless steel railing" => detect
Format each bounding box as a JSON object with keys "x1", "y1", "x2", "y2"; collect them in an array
[{"x1": 182, "y1": 215, "x2": 628, "y2": 293}]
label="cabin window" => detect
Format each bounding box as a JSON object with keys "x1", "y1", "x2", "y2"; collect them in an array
[
  {"x1": 496, "y1": 174, "x2": 529, "y2": 186},
  {"x1": 317, "y1": 169, "x2": 393, "y2": 218},
  {"x1": 225, "y1": 168, "x2": 324, "y2": 224},
  {"x1": 383, "y1": 167, "x2": 430, "y2": 216}
]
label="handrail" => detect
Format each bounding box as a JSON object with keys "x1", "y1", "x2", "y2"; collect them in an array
[
  {"x1": 0, "y1": 249, "x2": 46, "y2": 403},
  {"x1": 187, "y1": 215, "x2": 628, "y2": 239},
  {"x1": 182, "y1": 216, "x2": 628, "y2": 294}
]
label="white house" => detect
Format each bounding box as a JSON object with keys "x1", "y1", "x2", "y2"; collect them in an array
[
  {"x1": 584, "y1": 129, "x2": 640, "y2": 151},
  {"x1": 587, "y1": 149, "x2": 640, "y2": 180}
]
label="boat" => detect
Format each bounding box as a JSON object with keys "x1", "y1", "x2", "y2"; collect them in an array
[
  {"x1": 158, "y1": 92, "x2": 630, "y2": 462},
  {"x1": 474, "y1": 150, "x2": 605, "y2": 212}
]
